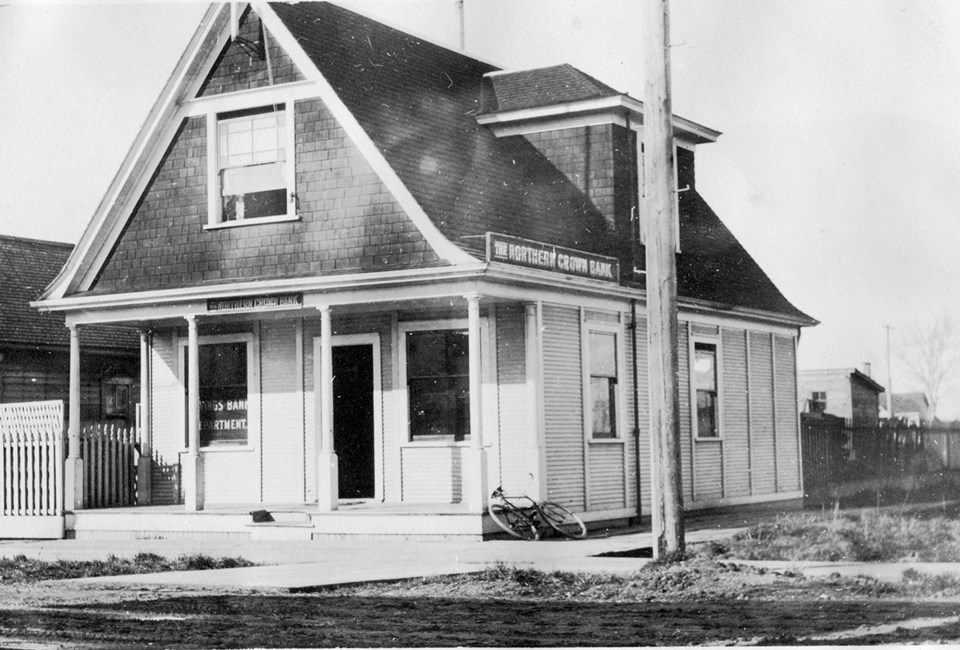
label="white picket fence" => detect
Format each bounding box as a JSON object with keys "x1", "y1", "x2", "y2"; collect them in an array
[
  {"x1": 0, "y1": 401, "x2": 64, "y2": 538},
  {"x1": 82, "y1": 422, "x2": 140, "y2": 508}
]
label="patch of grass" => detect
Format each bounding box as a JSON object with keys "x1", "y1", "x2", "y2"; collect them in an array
[
  {"x1": 717, "y1": 511, "x2": 960, "y2": 562},
  {"x1": 0, "y1": 553, "x2": 255, "y2": 584}
]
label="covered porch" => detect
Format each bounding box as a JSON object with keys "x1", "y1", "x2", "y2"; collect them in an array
[{"x1": 56, "y1": 275, "x2": 554, "y2": 531}]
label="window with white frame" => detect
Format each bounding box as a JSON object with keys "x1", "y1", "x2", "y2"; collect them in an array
[
  {"x1": 635, "y1": 134, "x2": 682, "y2": 253},
  {"x1": 693, "y1": 341, "x2": 719, "y2": 438},
  {"x1": 405, "y1": 329, "x2": 471, "y2": 442},
  {"x1": 587, "y1": 329, "x2": 620, "y2": 440},
  {"x1": 210, "y1": 103, "x2": 294, "y2": 224},
  {"x1": 809, "y1": 391, "x2": 827, "y2": 413},
  {"x1": 181, "y1": 335, "x2": 254, "y2": 448}
]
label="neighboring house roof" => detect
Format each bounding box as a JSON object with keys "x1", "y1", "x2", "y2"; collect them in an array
[
  {"x1": 0, "y1": 235, "x2": 135, "y2": 352},
  {"x1": 799, "y1": 368, "x2": 885, "y2": 394},
  {"x1": 892, "y1": 392, "x2": 929, "y2": 414}
]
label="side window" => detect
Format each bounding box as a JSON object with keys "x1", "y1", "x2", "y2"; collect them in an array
[
  {"x1": 588, "y1": 330, "x2": 619, "y2": 439},
  {"x1": 405, "y1": 330, "x2": 470, "y2": 442},
  {"x1": 208, "y1": 102, "x2": 294, "y2": 226},
  {"x1": 693, "y1": 341, "x2": 719, "y2": 438}
]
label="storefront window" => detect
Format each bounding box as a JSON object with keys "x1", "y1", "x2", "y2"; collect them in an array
[
  {"x1": 406, "y1": 330, "x2": 470, "y2": 441},
  {"x1": 184, "y1": 341, "x2": 249, "y2": 447}
]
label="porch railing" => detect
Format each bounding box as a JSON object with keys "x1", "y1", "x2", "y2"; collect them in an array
[
  {"x1": 82, "y1": 422, "x2": 140, "y2": 508},
  {"x1": 0, "y1": 400, "x2": 64, "y2": 517}
]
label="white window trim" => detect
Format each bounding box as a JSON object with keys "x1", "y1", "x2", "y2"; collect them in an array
[
  {"x1": 690, "y1": 333, "x2": 722, "y2": 441},
  {"x1": 398, "y1": 318, "x2": 493, "y2": 447},
  {"x1": 205, "y1": 98, "x2": 297, "y2": 228},
  {"x1": 635, "y1": 129, "x2": 682, "y2": 254},
  {"x1": 583, "y1": 321, "x2": 627, "y2": 444},
  {"x1": 177, "y1": 331, "x2": 260, "y2": 452}
]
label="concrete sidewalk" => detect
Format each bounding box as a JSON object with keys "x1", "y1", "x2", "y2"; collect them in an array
[{"x1": 3, "y1": 507, "x2": 956, "y2": 591}]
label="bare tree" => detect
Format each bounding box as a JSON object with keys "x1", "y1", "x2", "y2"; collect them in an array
[{"x1": 897, "y1": 312, "x2": 960, "y2": 420}]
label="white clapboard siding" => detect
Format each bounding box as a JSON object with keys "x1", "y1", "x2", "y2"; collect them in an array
[
  {"x1": 0, "y1": 400, "x2": 63, "y2": 517},
  {"x1": 774, "y1": 335, "x2": 801, "y2": 492},
  {"x1": 678, "y1": 324, "x2": 693, "y2": 500},
  {"x1": 401, "y1": 446, "x2": 462, "y2": 503},
  {"x1": 721, "y1": 328, "x2": 751, "y2": 497},
  {"x1": 260, "y1": 320, "x2": 305, "y2": 503},
  {"x1": 541, "y1": 304, "x2": 585, "y2": 509},
  {"x1": 588, "y1": 442, "x2": 626, "y2": 510},
  {"x1": 495, "y1": 305, "x2": 530, "y2": 495},
  {"x1": 749, "y1": 333, "x2": 776, "y2": 495}
]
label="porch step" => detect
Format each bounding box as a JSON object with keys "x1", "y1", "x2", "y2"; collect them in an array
[
  {"x1": 246, "y1": 510, "x2": 316, "y2": 541},
  {"x1": 66, "y1": 507, "x2": 498, "y2": 542}
]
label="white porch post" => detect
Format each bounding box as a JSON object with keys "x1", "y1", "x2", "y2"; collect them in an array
[
  {"x1": 524, "y1": 302, "x2": 545, "y2": 502},
  {"x1": 183, "y1": 315, "x2": 204, "y2": 511},
  {"x1": 64, "y1": 323, "x2": 83, "y2": 511},
  {"x1": 136, "y1": 330, "x2": 153, "y2": 504},
  {"x1": 317, "y1": 305, "x2": 338, "y2": 511},
  {"x1": 465, "y1": 294, "x2": 488, "y2": 512}
]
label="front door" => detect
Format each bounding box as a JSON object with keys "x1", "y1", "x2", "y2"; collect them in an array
[{"x1": 332, "y1": 344, "x2": 375, "y2": 499}]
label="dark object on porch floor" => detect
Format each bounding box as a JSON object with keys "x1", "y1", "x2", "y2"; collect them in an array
[
  {"x1": 250, "y1": 510, "x2": 274, "y2": 523},
  {"x1": 593, "y1": 547, "x2": 653, "y2": 559}
]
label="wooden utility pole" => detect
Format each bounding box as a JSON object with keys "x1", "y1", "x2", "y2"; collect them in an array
[
  {"x1": 643, "y1": 0, "x2": 685, "y2": 557},
  {"x1": 885, "y1": 325, "x2": 894, "y2": 419}
]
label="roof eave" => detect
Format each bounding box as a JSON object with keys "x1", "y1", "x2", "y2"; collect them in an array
[{"x1": 477, "y1": 94, "x2": 720, "y2": 144}]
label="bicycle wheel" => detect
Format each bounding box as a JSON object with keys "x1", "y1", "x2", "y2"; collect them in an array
[
  {"x1": 538, "y1": 501, "x2": 587, "y2": 539},
  {"x1": 488, "y1": 503, "x2": 540, "y2": 541}
]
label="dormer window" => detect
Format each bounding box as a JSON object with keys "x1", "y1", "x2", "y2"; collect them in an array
[{"x1": 206, "y1": 100, "x2": 296, "y2": 228}]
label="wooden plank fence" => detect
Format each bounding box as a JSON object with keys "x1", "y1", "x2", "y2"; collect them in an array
[
  {"x1": 801, "y1": 413, "x2": 960, "y2": 503},
  {"x1": 0, "y1": 400, "x2": 64, "y2": 539},
  {"x1": 81, "y1": 422, "x2": 140, "y2": 508}
]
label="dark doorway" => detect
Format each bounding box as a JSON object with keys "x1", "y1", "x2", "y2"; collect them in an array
[{"x1": 333, "y1": 344, "x2": 375, "y2": 499}]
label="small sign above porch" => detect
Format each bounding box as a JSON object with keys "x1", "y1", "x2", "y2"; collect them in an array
[
  {"x1": 486, "y1": 233, "x2": 620, "y2": 283},
  {"x1": 207, "y1": 293, "x2": 303, "y2": 313}
]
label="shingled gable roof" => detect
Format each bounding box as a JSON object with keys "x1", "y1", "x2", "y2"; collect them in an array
[
  {"x1": 0, "y1": 235, "x2": 135, "y2": 351},
  {"x1": 269, "y1": 2, "x2": 813, "y2": 324},
  {"x1": 479, "y1": 64, "x2": 621, "y2": 114},
  {"x1": 40, "y1": 1, "x2": 812, "y2": 326}
]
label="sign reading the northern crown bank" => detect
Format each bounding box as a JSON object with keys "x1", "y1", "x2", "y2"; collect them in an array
[
  {"x1": 486, "y1": 233, "x2": 620, "y2": 283},
  {"x1": 207, "y1": 293, "x2": 302, "y2": 313}
]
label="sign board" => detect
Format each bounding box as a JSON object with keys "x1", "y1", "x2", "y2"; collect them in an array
[
  {"x1": 486, "y1": 233, "x2": 620, "y2": 283},
  {"x1": 207, "y1": 293, "x2": 302, "y2": 313}
]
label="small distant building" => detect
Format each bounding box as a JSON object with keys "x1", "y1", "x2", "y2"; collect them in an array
[
  {"x1": 879, "y1": 392, "x2": 930, "y2": 426},
  {"x1": 799, "y1": 367, "x2": 885, "y2": 428},
  {"x1": 0, "y1": 235, "x2": 139, "y2": 424}
]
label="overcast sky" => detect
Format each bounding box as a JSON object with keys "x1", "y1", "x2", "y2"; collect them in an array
[{"x1": 2, "y1": 1, "x2": 960, "y2": 416}]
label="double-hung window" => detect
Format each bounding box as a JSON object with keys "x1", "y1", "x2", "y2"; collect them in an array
[
  {"x1": 693, "y1": 341, "x2": 719, "y2": 438},
  {"x1": 405, "y1": 329, "x2": 471, "y2": 442},
  {"x1": 208, "y1": 102, "x2": 295, "y2": 226},
  {"x1": 587, "y1": 329, "x2": 621, "y2": 440},
  {"x1": 809, "y1": 391, "x2": 827, "y2": 413}
]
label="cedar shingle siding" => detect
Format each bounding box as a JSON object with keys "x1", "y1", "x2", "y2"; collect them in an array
[{"x1": 91, "y1": 97, "x2": 438, "y2": 293}]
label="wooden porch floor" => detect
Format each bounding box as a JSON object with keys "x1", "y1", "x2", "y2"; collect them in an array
[{"x1": 66, "y1": 501, "x2": 492, "y2": 542}]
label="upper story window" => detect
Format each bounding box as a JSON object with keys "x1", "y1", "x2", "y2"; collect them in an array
[
  {"x1": 809, "y1": 391, "x2": 827, "y2": 413},
  {"x1": 206, "y1": 101, "x2": 296, "y2": 228},
  {"x1": 693, "y1": 341, "x2": 719, "y2": 438}
]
